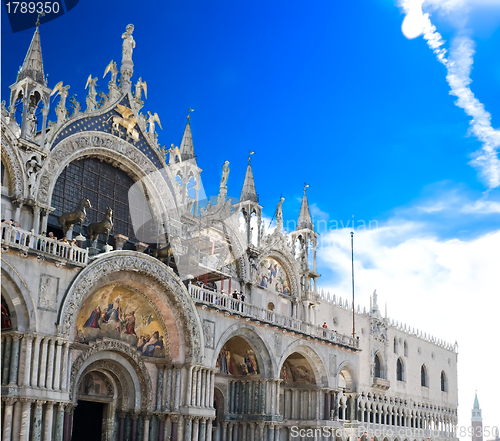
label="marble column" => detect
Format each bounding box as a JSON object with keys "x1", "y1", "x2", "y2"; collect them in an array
[
  {"x1": 2, "y1": 335, "x2": 12, "y2": 385},
  {"x1": 174, "y1": 367, "x2": 181, "y2": 411},
  {"x1": 227, "y1": 422, "x2": 233, "y2": 441},
  {"x1": 63, "y1": 405, "x2": 74, "y2": 441},
  {"x1": 143, "y1": 414, "x2": 151, "y2": 441},
  {"x1": 184, "y1": 416, "x2": 192, "y2": 441},
  {"x1": 268, "y1": 424, "x2": 274, "y2": 441},
  {"x1": 54, "y1": 403, "x2": 65, "y2": 441},
  {"x1": 8, "y1": 334, "x2": 21, "y2": 386},
  {"x1": 21, "y1": 334, "x2": 33, "y2": 386},
  {"x1": 253, "y1": 381, "x2": 259, "y2": 415},
  {"x1": 158, "y1": 414, "x2": 166, "y2": 441},
  {"x1": 206, "y1": 419, "x2": 213, "y2": 441},
  {"x1": 165, "y1": 367, "x2": 173, "y2": 411},
  {"x1": 157, "y1": 365, "x2": 165, "y2": 411},
  {"x1": 19, "y1": 398, "x2": 33, "y2": 441},
  {"x1": 196, "y1": 369, "x2": 203, "y2": 407},
  {"x1": 260, "y1": 380, "x2": 266, "y2": 415},
  {"x1": 209, "y1": 371, "x2": 215, "y2": 408},
  {"x1": 2, "y1": 397, "x2": 16, "y2": 441},
  {"x1": 131, "y1": 411, "x2": 139, "y2": 441},
  {"x1": 46, "y1": 339, "x2": 55, "y2": 390},
  {"x1": 187, "y1": 366, "x2": 194, "y2": 406},
  {"x1": 171, "y1": 416, "x2": 179, "y2": 441},
  {"x1": 118, "y1": 412, "x2": 126, "y2": 441},
  {"x1": 199, "y1": 418, "x2": 207, "y2": 441},
  {"x1": 257, "y1": 423, "x2": 264, "y2": 441},
  {"x1": 61, "y1": 342, "x2": 70, "y2": 391},
  {"x1": 274, "y1": 425, "x2": 280, "y2": 441},
  {"x1": 32, "y1": 400, "x2": 45, "y2": 441},
  {"x1": 53, "y1": 340, "x2": 63, "y2": 390},
  {"x1": 190, "y1": 367, "x2": 197, "y2": 407},
  {"x1": 235, "y1": 382, "x2": 240, "y2": 414},
  {"x1": 221, "y1": 422, "x2": 228, "y2": 441},
  {"x1": 249, "y1": 422, "x2": 255, "y2": 441},
  {"x1": 43, "y1": 402, "x2": 54, "y2": 441},
  {"x1": 32, "y1": 206, "x2": 41, "y2": 235},
  {"x1": 192, "y1": 417, "x2": 200, "y2": 441},
  {"x1": 31, "y1": 336, "x2": 42, "y2": 387},
  {"x1": 38, "y1": 337, "x2": 49, "y2": 388},
  {"x1": 241, "y1": 422, "x2": 247, "y2": 441}
]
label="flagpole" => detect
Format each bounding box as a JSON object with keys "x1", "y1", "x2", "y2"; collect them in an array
[{"x1": 351, "y1": 231, "x2": 355, "y2": 339}]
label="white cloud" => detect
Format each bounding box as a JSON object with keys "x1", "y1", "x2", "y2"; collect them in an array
[
  {"x1": 317, "y1": 214, "x2": 500, "y2": 435},
  {"x1": 397, "y1": 0, "x2": 500, "y2": 188}
]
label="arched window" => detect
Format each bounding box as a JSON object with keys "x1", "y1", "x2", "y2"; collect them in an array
[
  {"x1": 441, "y1": 371, "x2": 447, "y2": 392},
  {"x1": 421, "y1": 365, "x2": 427, "y2": 387},
  {"x1": 397, "y1": 358, "x2": 404, "y2": 381},
  {"x1": 374, "y1": 353, "x2": 382, "y2": 378},
  {"x1": 394, "y1": 337, "x2": 398, "y2": 354},
  {"x1": 404, "y1": 340, "x2": 408, "y2": 357}
]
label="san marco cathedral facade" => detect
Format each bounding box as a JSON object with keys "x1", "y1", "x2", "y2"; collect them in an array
[{"x1": 1, "y1": 23, "x2": 459, "y2": 441}]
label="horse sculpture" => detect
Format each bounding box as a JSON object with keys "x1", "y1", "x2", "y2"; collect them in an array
[
  {"x1": 152, "y1": 232, "x2": 175, "y2": 264},
  {"x1": 59, "y1": 198, "x2": 91, "y2": 237},
  {"x1": 87, "y1": 207, "x2": 113, "y2": 246}
]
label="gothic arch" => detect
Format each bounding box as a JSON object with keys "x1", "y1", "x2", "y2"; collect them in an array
[
  {"x1": 0, "y1": 134, "x2": 25, "y2": 199},
  {"x1": 70, "y1": 340, "x2": 153, "y2": 411},
  {"x1": 58, "y1": 251, "x2": 204, "y2": 363},
  {"x1": 278, "y1": 341, "x2": 329, "y2": 387},
  {"x1": 253, "y1": 249, "x2": 300, "y2": 298},
  {"x1": 35, "y1": 132, "x2": 177, "y2": 228},
  {"x1": 337, "y1": 361, "x2": 358, "y2": 392},
  {"x1": 212, "y1": 324, "x2": 275, "y2": 378},
  {"x1": 1, "y1": 259, "x2": 36, "y2": 331}
]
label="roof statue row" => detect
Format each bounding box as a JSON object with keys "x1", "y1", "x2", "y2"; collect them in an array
[{"x1": 4, "y1": 23, "x2": 316, "y2": 243}]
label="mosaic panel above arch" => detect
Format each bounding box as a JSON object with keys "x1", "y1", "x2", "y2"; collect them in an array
[
  {"x1": 75, "y1": 284, "x2": 167, "y2": 358},
  {"x1": 255, "y1": 257, "x2": 291, "y2": 296}
]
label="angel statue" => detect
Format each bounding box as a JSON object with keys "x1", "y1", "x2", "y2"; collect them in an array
[
  {"x1": 147, "y1": 111, "x2": 162, "y2": 134},
  {"x1": 134, "y1": 78, "x2": 147, "y2": 101},
  {"x1": 220, "y1": 161, "x2": 230, "y2": 188},
  {"x1": 122, "y1": 24, "x2": 135, "y2": 63},
  {"x1": 103, "y1": 60, "x2": 118, "y2": 84},
  {"x1": 85, "y1": 75, "x2": 98, "y2": 111},
  {"x1": 50, "y1": 81, "x2": 70, "y2": 122}
]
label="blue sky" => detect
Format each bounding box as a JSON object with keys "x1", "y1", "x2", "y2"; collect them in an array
[{"x1": 2, "y1": 0, "x2": 500, "y2": 432}]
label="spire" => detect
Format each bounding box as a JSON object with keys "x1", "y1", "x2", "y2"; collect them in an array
[
  {"x1": 240, "y1": 152, "x2": 258, "y2": 203},
  {"x1": 297, "y1": 183, "x2": 313, "y2": 230},
  {"x1": 180, "y1": 109, "x2": 195, "y2": 161},
  {"x1": 474, "y1": 391, "x2": 480, "y2": 409},
  {"x1": 17, "y1": 26, "x2": 45, "y2": 85}
]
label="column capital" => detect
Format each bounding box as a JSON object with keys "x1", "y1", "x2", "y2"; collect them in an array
[
  {"x1": 20, "y1": 397, "x2": 34, "y2": 405},
  {"x1": 2, "y1": 396, "x2": 17, "y2": 406},
  {"x1": 130, "y1": 410, "x2": 140, "y2": 420},
  {"x1": 11, "y1": 333, "x2": 22, "y2": 341},
  {"x1": 35, "y1": 400, "x2": 47, "y2": 408},
  {"x1": 157, "y1": 413, "x2": 167, "y2": 422},
  {"x1": 45, "y1": 401, "x2": 55, "y2": 410},
  {"x1": 64, "y1": 403, "x2": 76, "y2": 414},
  {"x1": 170, "y1": 414, "x2": 179, "y2": 423},
  {"x1": 117, "y1": 410, "x2": 127, "y2": 419}
]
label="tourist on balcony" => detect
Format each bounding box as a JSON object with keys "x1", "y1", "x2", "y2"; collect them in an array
[
  {"x1": 322, "y1": 321, "x2": 328, "y2": 337},
  {"x1": 240, "y1": 292, "x2": 246, "y2": 313}
]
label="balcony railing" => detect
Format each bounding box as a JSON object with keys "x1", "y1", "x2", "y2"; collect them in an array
[
  {"x1": 1, "y1": 223, "x2": 88, "y2": 266},
  {"x1": 189, "y1": 284, "x2": 360, "y2": 350}
]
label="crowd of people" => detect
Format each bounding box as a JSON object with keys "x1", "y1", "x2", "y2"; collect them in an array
[{"x1": 195, "y1": 280, "x2": 247, "y2": 311}]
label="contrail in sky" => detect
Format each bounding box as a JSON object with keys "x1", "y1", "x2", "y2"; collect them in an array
[{"x1": 398, "y1": 0, "x2": 500, "y2": 189}]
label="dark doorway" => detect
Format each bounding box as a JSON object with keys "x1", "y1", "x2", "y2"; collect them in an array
[{"x1": 72, "y1": 400, "x2": 104, "y2": 441}]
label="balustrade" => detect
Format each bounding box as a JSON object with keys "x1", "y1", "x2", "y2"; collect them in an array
[
  {"x1": 189, "y1": 284, "x2": 359, "y2": 350},
  {"x1": 1, "y1": 223, "x2": 88, "y2": 265}
]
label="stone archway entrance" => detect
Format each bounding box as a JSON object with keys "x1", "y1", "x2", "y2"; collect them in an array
[
  {"x1": 72, "y1": 400, "x2": 105, "y2": 441},
  {"x1": 72, "y1": 371, "x2": 115, "y2": 440}
]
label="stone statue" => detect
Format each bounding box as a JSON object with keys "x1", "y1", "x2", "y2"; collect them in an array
[
  {"x1": 85, "y1": 75, "x2": 98, "y2": 111},
  {"x1": 122, "y1": 24, "x2": 135, "y2": 63},
  {"x1": 50, "y1": 82, "x2": 70, "y2": 123},
  {"x1": 220, "y1": 161, "x2": 230, "y2": 188},
  {"x1": 26, "y1": 156, "x2": 42, "y2": 198},
  {"x1": 69, "y1": 95, "x2": 81, "y2": 116},
  {"x1": 147, "y1": 111, "x2": 162, "y2": 134},
  {"x1": 27, "y1": 106, "x2": 37, "y2": 140},
  {"x1": 134, "y1": 77, "x2": 147, "y2": 100},
  {"x1": 103, "y1": 60, "x2": 118, "y2": 84}
]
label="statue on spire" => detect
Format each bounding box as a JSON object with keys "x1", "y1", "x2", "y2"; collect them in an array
[{"x1": 122, "y1": 24, "x2": 135, "y2": 63}]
